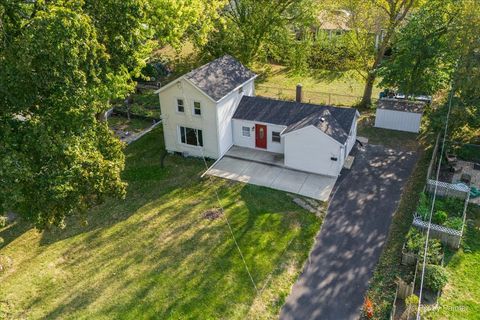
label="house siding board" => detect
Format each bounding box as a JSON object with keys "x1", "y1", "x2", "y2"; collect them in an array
[
  {"x1": 284, "y1": 126, "x2": 343, "y2": 176},
  {"x1": 345, "y1": 117, "x2": 358, "y2": 156},
  {"x1": 233, "y1": 96, "x2": 357, "y2": 144},
  {"x1": 216, "y1": 80, "x2": 255, "y2": 156},
  {"x1": 233, "y1": 119, "x2": 286, "y2": 154},
  {"x1": 159, "y1": 79, "x2": 220, "y2": 158},
  {"x1": 375, "y1": 108, "x2": 422, "y2": 133}
]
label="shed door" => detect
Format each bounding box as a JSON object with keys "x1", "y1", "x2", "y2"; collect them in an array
[{"x1": 255, "y1": 124, "x2": 267, "y2": 149}]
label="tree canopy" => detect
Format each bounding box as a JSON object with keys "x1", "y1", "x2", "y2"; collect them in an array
[
  {"x1": 378, "y1": 0, "x2": 457, "y2": 96},
  {"x1": 0, "y1": 0, "x2": 224, "y2": 228},
  {"x1": 200, "y1": 0, "x2": 318, "y2": 64}
]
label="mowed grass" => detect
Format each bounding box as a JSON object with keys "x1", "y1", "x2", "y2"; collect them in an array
[
  {"x1": 357, "y1": 112, "x2": 420, "y2": 151},
  {"x1": 425, "y1": 205, "x2": 480, "y2": 319},
  {"x1": 0, "y1": 127, "x2": 321, "y2": 319},
  {"x1": 255, "y1": 64, "x2": 382, "y2": 106}
]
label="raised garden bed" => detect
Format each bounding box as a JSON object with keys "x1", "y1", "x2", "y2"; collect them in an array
[{"x1": 415, "y1": 192, "x2": 465, "y2": 231}]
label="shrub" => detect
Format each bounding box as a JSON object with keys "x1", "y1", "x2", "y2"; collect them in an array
[
  {"x1": 420, "y1": 239, "x2": 443, "y2": 265},
  {"x1": 424, "y1": 264, "x2": 448, "y2": 292},
  {"x1": 405, "y1": 294, "x2": 419, "y2": 318},
  {"x1": 405, "y1": 228, "x2": 424, "y2": 253},
  {"x1": 443, "y1": 197, "x2": 465, "y2": 216},
  {"x1": 444, "y1": 216, "x2": 464, "y2": 230},
  {"x1": 0, "y1": 216, "x2": 7, "y2": 228},
  {"x1": 433, "y1": 210, "x2": 448, "y2": 224},
  {"x1": 406, "y1": 228, "x2": 443, "y2": 264}
]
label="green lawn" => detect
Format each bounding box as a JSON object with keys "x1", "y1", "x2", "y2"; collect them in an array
[
  {"x1": 108, "y1": 116, "x2": 153, "y2": 133},
  {"x1": 0, "y1": 127, "x2": 321, "y2": 319},
  {"x1": 357, "y1": 112, "x2": 420, "y2": 151},
  {"x1": 425, "y1": 205, "x2": 480, "y2": 319},
  {"x1": 255, "y1": 64, "x2": 382, "y2": 106}
]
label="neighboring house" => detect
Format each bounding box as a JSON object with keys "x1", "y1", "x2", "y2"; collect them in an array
[
  {"x1": 315, "y1": 9, "x2": 386, "y2": 50},
  {"x1": 316, "y1": 10, "x2": 351, "y2": 39},
  {"x1": 374, "y1": 98, "x2": 425, "y2": 133},
  {"x1": 156, "y1": 55, "x2": 359, "y2": 177}
]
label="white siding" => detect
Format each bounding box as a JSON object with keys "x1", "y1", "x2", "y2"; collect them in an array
[
  {"x1": 232, "y1": 119, "x2": 286, "y2": 154},
  {"x1": 345, "y1": 116, "x2": 358, "y2": 156},
  {"x1": 284, "y1": 126, "x2": 343, "y2": 177},
  {"x1": 159, "y1": 79, "x2": 219, "y2": 158},
  {"x1": 216, "y1": 79, "x2": 255, "y2": 156},
  {"x1": 375, "y1": 109, "x2": 422, "y2": 133}
]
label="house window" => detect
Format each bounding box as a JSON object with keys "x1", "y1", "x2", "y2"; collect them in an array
[
  {"x1": 177, "y1": 99, "x2": 184, "y2": 112},
  {"x1": 272, "y1": 131, "x2": 281, "y2": 143},
  {"x1": 242, "y1": 126, "x2": 250, "y2": 137},
  {"x1": 193, "y1": 101, "x2": 201, "y2": 115},
  {"x1": 180, "y1": 126, "x2": 203, "y2": 146}
]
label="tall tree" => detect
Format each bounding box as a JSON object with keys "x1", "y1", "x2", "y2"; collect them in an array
[
  {"x1": 378, "y1": 0, "x2": 457, "y2": 96},
  {"x1": 358, "y1": 0, "x2": 416, "y2": 107},
  {"x1": 201, "y1": 0, "x2": 317, "y2": 64},
  {"x1": 0, "y1": 0, "x2": 224, "y2": 228},
  {"x1": 0, "y1": 6, "x2": 127, "y2": 228}
]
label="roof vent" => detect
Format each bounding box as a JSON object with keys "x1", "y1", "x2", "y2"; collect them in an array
[{"x1": 320, "y1": 117, "x2": 326, "y2": 122}]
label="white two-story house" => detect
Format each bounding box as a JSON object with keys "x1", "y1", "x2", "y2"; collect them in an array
[{"x1": 156, "y1": 55, "x2": 359, "y2": 177}]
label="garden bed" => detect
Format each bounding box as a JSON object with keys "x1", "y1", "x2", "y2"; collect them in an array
[
  {"x1": 392, "y1": 227, "x2": 448, "y2": 319},
  {"x1": 415, "y1": 192, "x2": 465, "y2": 230}
]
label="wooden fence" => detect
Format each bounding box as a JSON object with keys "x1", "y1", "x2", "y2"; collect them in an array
[{"x1": 426, "y1": 133, "x2": 441, "y2": 182}]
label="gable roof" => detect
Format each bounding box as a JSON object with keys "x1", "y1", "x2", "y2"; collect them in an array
[
  {"x1": 183, "y1": 55, "x2": 257, "y2": 102},
  {"x1": 233, "y1": 96, "x2": 358, "y2": 144},
  {"x1": 377, "y1": 98, "x2": 425, "y2": 114}
]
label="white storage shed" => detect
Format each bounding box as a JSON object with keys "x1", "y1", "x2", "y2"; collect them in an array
[{"x1": 374, "y1": 99, "x2": 425, "y2": 133}]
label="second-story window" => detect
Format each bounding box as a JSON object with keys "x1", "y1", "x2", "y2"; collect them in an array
[
  {"x1": 177, "y1": 99, "x2": 184, "y2": 112},
  {"x1": 193, "y1": 101, "x2": 201, "y2": 116}
]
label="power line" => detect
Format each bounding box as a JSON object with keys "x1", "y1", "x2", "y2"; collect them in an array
[
  {"x1": 415, "y1": 85, "x2": 455, "y2": 320},
  {"x1": 178, "y1": 79, "x2": 258, "y2": 293},
  {"x1": 195, "y1": 136, "x2": 258, "y2": 292}
]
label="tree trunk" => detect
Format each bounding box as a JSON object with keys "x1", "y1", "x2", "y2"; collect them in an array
[{"x1": 359, "y1": 72, "x2": 377, "y2": 108}]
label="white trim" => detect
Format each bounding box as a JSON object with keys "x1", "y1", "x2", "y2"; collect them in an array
[
  {"x1": 155, "y1": 78, "x2": 183, "y2": 94},
  {"x1": 178, "y1": 125, "x2": 204, "y2": 148},
  {"x1": 192, "y1": 100, "x2": 202, "y2": 116},
  {"x1": 155, "y1": 74, "x2": 258, "y2": 103},
  {"x1": 175, "y1": 97, "x2": 185, "y2": 114}
]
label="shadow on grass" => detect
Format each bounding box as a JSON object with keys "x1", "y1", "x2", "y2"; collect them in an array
[{"x1": 34, "y1": 180, "x2": 318, "y2": 319}]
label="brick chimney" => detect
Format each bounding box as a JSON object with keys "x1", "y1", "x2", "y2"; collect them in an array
[{"x1": 296, "y1": 84, "x2": 303, "y2": 103}]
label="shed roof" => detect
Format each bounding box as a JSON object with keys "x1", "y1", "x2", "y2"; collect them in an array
[
  {"x1": 377, "y1": 98, "x2": 426, "y2": 114},
  {"x1": 183, "y1": 55, "x2": 256, "y2": 102},
  {"x1": 233, "y1": 96, "x2": 358, "y2": 144}
]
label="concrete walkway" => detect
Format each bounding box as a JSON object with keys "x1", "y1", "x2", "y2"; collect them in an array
[
  {"x1": 205, "y1": 156, "x2": 337, "y2": 201},
  {"x1": 280, "y1": 145, "x2": 418, "y2": 320}
]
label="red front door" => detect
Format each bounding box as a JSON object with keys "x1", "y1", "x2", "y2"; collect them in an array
[{"x1": 255, "y1": 124, "x2": 267, "y2": 149}]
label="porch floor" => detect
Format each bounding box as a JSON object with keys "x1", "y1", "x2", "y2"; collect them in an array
[
  {"x1": 205, "y1": 146, "x2": 337, "y2": 201},
  {"x1": 225, "y1": 145, "x2": 284, "y2": 166}
]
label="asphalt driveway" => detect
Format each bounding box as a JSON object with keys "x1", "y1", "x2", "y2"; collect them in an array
[{"x1": 280, "y1": 144, "x2": 418, "y2": 320}]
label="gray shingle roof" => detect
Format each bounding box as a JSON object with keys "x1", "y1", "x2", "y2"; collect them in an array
[
  {"x1": 377, "y1": 98, "x2": 425, "y2": 113},
  {"x1": 233, "y1": 96, "x2": 358, "y2": 144},
  {"x1": 184, "y1": 55, "x2": 256, "y2": 101}
]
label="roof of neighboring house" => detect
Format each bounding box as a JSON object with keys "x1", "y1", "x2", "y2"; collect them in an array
[
  {"x1": 377, "y1": 98, "x2": 426, "y2": 114},
  {"x1": 317, "y1": 10, "x2": 351, "y2": 31},
  {"x1": 183, "y1": 55, "x2": 257, "y2": 102},
  {"x1": 233, "y1": 96, "x2": 358, "y2": 144}
]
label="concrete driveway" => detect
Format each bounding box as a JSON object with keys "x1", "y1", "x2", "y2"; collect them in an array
[
  {"x1": 280, "y1": 145, "x2": 418, "y2": 320},
  {"x1": 205, "y1": 156, "x2": 337, "y2": 201}
]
